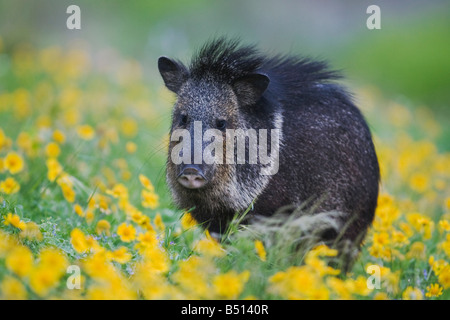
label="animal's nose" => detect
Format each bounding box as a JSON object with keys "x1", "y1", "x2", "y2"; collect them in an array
[{"x1": 177, "y1": 166, "x2": 207, "y2": 189}]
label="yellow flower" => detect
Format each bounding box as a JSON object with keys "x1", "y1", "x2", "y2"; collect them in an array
[
  {"x1": 139, "y1": 174, "x2": 155, "y2": 192},
  {"x1": 118, "y1": 197, "x2": 130, "y2": 211},
  {"x1": 3, "y1": 213, "x2": 26, "y2": 230},
  {"x1": 87, "y1": 196, "x2": 97, "y2": 210},
  {"x1": 20, "y1": 221, "x2": 43, "y2": 241},
  {"x1": 402, "y1": 286, "x2": 423, "y2": 300},
  {"x1": 373, "y1": 292, "x2": 389, "y2": 300},
  {"x1": 309, "y1": 244, "x2": 338, "y2": 257},
  {"x1": 117, "y1": 222, "x2": 136, "y2": 242},
  {"x1": 132, "y1": 266, "x2": 172, "y2": 299},
  {"x1": 45, "y1": 142, "x2": 61, "y2": 158},
  {"x1": 73, "y1": 204, "x2": 85, "y2": 217},
  {"x1": 399, "y1": 222, "x2": 414, "y2": 238},
  {"x1": 60, "y1": 182, "x2": 76, "y2": 203},
  {"x1": 13, "y1": 88, "x2": 31, "y2": 119},
  {"x1": 0, "y1": 275, "x2": 27, "y2": 299},
  {"x1": 406, "y1": 242, "x2": 426, "y2": 260},
  {"x1": 120, "y1": 117, "x2": 138, "y2": 138},
  {"x1": 106, "y1": 183, "x2": 128, "y2": 200},
  {"x1": 135, "y1": 230, "x2": 158, "y2": 252},
  {"x1": 368, "y1": 243, "x2": 392, "y2": 260},
  {"x1": 4, "y1": 151, "x2": 24, "y2": 174},
  {"x1": 305, "y1": 255, "x2": 340, "y2": 277},
  {"x1": 438, "y1": 266, "x2": 450, "y2": 289},
  {"x1": 77, "y1": 124, "x2": 95, "y2": 140},
  {"x1": 95, "y1": 194, "x2": 110, "y2": 211},
  {"x1": 0, "y1": 230, "x2": 15, "y2": 256},
  {"x1": 194, "y1": 232, "x2": 225, "y2": 258},
  {"x1": 29, "y1": 266, "x2": 60, "y2": 297},
  {"x1": 381, "y1": 269, "x2": 401, "y2": 295},
  {"x1": 46, "y1": 158, "x2": 63, "y2": 182},
  {"x1": 128, "y1": 208, "x2": 147, "y2": 225},
  {"x1": 0, "y1": 177, "x2": 20, "y2": 194},
  {"x1": 85, "y1": 209, "x2": 95, "y2": 224},
  {"x1": 141, "y1": 246, "x2": 170, "y2": 273},
  {"x1": 254, "y1": 240, "x2": 267, "y2": 261},
  {"x1": 121, "y1": 170, "x2": 131, "y2": 181},
  {"x1": 70, "y1": 228, "x2": 89, "y2": 253},
  {"x1": 38, "y1": 247, "x2": 69, "y2": 277},
  {"x1": 425, "y1": 283, "x2": 443, "y2": 298},
  {"x1": 153, "y1": 213, "x2": 165, "y2": 232},
  {"x1": 429, "y1": 256, "x2": 448, "y2": 276},
  {"x1": 373, "y1": 197, "x2": 401, "y2": 231},
  {"x1": 82, "y1": 251, "x2": 115, "y2": 279},
  {"x1": 213, "y1": 270, "x2": 250, "y2": 299},
  {"x1": 110, "y1": 247, "x2": 132, "y2": 264},
  {"x1": 181, "y1": 212, "x2": 198, "y2": 230},
  {"x1": 36, "y1": 115, "x2": 51, "y2": 128},
  {"x1": 114, "y1": 158, "x2": 128, "y2": 170},
  {"x1": 16, "y1": 132, "x2": 33, "y2": 156},
  {"x1": 440, "y1": 234, "x2": 450, "y2": 258},
  {"x1": 87, "y1": 280, "x2": 137, "y2": 300},
  {"x1": 141, "y1": 189, "x2": 159, "y2": 209},
  {"x1": 0, "y1": 157, "x2": 4, "y2": 172},
  {"x1": 141, "y1": 216, "x2": 154, "y2": 232},
  {"x1": 372, "y1": 232, "x2": 390, "y2": 246},
  {"x1": 391, "y1": 229, "x2": 409, "y2": 247},
  {"x1": 125, "y1": 141, "x2": 137, "y2": 154},
  {"x1": 407, "y1": 213, "x2": 434, "y2": 240},
  {"x1": 85, "y1": 235, "x2": 102, "y2": 253},
  {"x1": 0, "y1": 128, "x2": 7, "y2": 150},
  {"x1": 409, "y1": 173, "x2": 429, "y2": 193},
  {"x1": 5, "y1": 245, "x2": 34, "y2": 277},
  {"x1": 346, "y1": 276, "x2": 371, "y2": 297},
  {"x1": 172, "y1": 256, "x2": 212, "y2": 298},
  {"x1": 438, "y1": 219, "x2": 450, "y2": 233},
  {"x1": 327, "y1": 277, "x2": 353, "y2": 300},
  {"x1": 96, "y1": 219, "x2": 111, "y2": 236},
  {"x1": 52, "y1": 129, "x2": 66, "y2": 144}
]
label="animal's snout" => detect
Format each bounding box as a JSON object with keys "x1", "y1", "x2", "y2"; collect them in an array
[{"x1": 177, "y1": 165, "x2": 207, "y2": 189}]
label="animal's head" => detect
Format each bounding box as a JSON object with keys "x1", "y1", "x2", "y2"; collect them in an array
[{"x1": 158, "y1": 38, "x2": 271, "y2": 196}]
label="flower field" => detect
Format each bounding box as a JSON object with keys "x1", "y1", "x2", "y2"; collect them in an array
[{"x1": 0, "y1": 39, "x2": 449, "y2": 300}]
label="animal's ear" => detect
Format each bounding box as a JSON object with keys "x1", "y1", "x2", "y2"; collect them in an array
[
  {"x1": 158, "y1": 56, "x2": 189, "y2": 94},
  {"x1": 232, "y1": 73, "x2": 270, "y2": 106}
]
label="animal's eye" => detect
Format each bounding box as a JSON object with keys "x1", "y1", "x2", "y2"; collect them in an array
[
  {"x1": 216, "y1": 119, "x2": 227, "y2": 130},
  {"x1": 180, "y1": 114, "x2": 188, "y2": 126}
]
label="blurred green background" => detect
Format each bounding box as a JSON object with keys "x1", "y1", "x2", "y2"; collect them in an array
[{"x1": 1, "y1": 0, "x2": 449, "y2": 135}]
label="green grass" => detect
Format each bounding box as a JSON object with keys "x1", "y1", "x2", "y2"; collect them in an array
[{"x1": 0, "y1": 41, "x2": 449, "y2": 300}]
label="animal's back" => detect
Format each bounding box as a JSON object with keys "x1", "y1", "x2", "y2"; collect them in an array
[{"x1": 254, "y1": 59, "x2": 380, "y2": 243}]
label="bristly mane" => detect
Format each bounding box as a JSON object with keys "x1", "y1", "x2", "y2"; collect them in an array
[
  {"x1": 189, "y1": 37, "x2": 264, "y2": 83},
  {"x1": 188, "y1": 37, "x2": 341, "y2": 85}
]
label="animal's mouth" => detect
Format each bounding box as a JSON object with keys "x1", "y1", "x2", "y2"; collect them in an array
[{"x1": 177, "y1": 167, "x2": 207, "y2": 189}]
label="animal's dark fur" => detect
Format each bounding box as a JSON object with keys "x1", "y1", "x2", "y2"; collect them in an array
[{"x1": 158, "y1": 37, "x2": 380, "y2": 266}]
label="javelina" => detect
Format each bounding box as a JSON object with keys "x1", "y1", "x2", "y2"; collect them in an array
[{"x1": 158, "y1": 38, "x2": 379, "y2": 262}]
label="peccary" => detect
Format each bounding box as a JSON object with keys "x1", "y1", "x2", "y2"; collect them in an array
[{"x1": 158, "y1": 38, "x2": 379, "y2": 263}]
